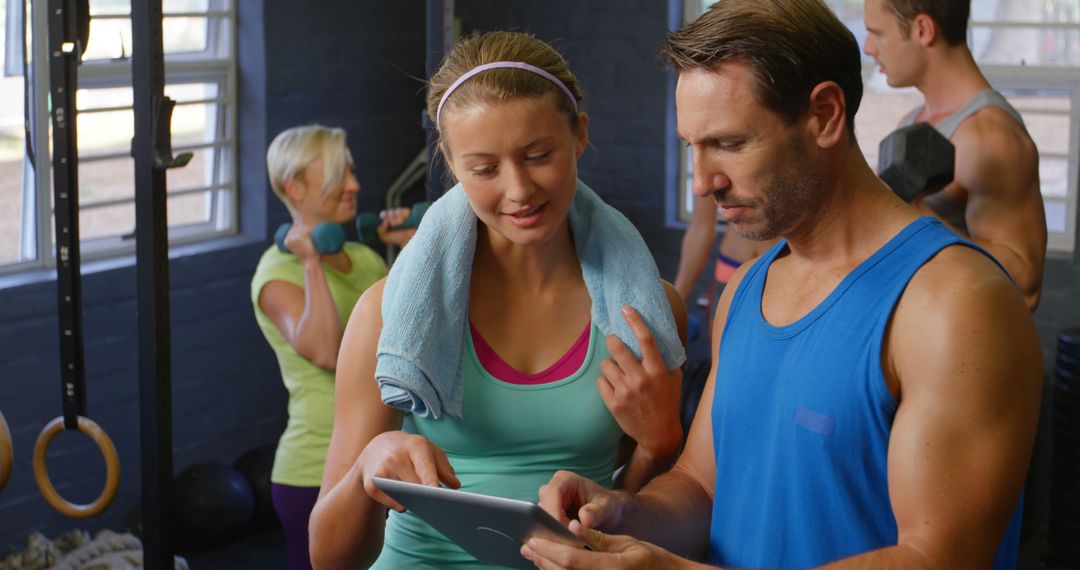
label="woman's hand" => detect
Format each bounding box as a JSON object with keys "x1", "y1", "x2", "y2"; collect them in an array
[
  {"x1": 377, "y1": 207, "x2": 418, "y2": 247},
  {"x1": 599, "y1": 306, "x2": 683, "y2": 462},
  {"x1": 358, "y1": 431, "x2": 461, "y2": 512},
  {"x1": 283, "y1": 220, "x2": 321, "y2": 262}
]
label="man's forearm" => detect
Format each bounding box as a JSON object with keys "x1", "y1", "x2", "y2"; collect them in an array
[
  {"x1": 619, "y1": 467, "x2": 714, "y2": 561},
  {"x1": 817, "y1": 542, "x2": 968, "y2": 569}
]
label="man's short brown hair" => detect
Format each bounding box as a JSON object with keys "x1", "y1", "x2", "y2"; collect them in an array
[
  {"x1": 662, "y1": 0, "x2": 863, "y2": 139},
  {"x1": 884, "y1": 0, "x2": 969, "y2": 46}
]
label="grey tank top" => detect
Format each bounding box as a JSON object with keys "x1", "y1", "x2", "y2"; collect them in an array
[{"x1": 898, "y1": 90, "x2": 1026, "y2": 234}]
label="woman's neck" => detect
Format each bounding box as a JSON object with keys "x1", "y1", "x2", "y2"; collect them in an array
[{"x1": 473, "y1": 219, "x2": 581, "y2": 292}]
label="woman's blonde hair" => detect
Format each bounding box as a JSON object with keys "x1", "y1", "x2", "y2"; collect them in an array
[
  {"x1": 266, "y1": 125, "x2": 354, "y2": 214},
  {"x1": 426, "y1": 31, "x2": 584, "y2": 150}
]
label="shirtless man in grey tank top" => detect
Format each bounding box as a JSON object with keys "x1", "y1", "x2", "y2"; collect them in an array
[{"x1": 863, "y1": 0, "x2": 1046, "y2": 310}]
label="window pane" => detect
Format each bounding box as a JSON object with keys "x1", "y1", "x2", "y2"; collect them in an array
[
  {"x1": 78, "y1": 86, "x2": 133, "y2": 110},
  {"x1": 165, "y1": 0, "x2": 212, "y2": 11},
  {"x1": 167, "y1": 146, "x2": 223, "y2": 189},
  {"x1": 163, "y1": 17, "x2": 208, "y2": 53},
  {"x1": 165, "y1": 81, "x2": 219, "y2": 104},
  {"x1": 83, "y1": 18, "x2": 130, "y2": 61},
  {"x1": 78, "y1": 200, "x2": 133, "y2": 241},
  {"x1": 0, "y1": 1, "x2": 27, "y2": 266},
  {"x1": 79, "y1": 156, "x2": 133, "y2": 209},
  {"x1": 172, "y1": 101, "x2": 222, "y2": 147},
  {"x1": 973, "y1": 0, "x2": 1080, "y2": 23},
  {"x1": 83, "y1": 15, "x2": 214, "y2": 60},
  {"x1": 683, "y1": 147, "x2": 694, "y2": 217},
  {"x1": 168, "y1": 191, "x2": 213, "y2": 227},
  {"x1": 972, "y1": 26, "x2": 1080, "y2": 66},
  {"x1": 89, "y1": 0, "x2": 215, "y2": 16},
  {"x1": 0, "y1": 155, "x2": 25, "y2": 265},
  {"x1": 1045, "y1": 199, "x2": 1069, "y2": 234},
  {"x1": 77, "y1": 84, "x2": 223, "y2": 153},
  {"x1": 77, "y1": 108, "x2": 133, "y2": 157},
  {"x1": 76, "y1": 150, "x2": 227, "y2": 239},
  {"x1": 1039, "y1": 157, "x2": 1070, "y2": 199},
  {"x1": 79, "y1": 83, "x2": 222, "y2": 109},
  {"x1": 89, "y1": 0, "x2": 128, "y2": 17},
  {"x1": 1014, "y1": 109, "x2": 1070, "y2": 156}
]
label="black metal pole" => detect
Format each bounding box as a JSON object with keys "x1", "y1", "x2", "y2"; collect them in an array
[{"x1": 131, "y1": 0, "x2": 174, "y2": 567}]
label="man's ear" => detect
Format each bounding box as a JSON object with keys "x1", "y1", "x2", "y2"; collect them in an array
[
  {"x1": 807, "y1": 81, "x2": 846, "y2": 149},
  {"x1": 912, "y1": 13, "x2": 937, "y2": 47},
  {"x1": 575, "y1": 112, "x2": 590, "y2": 159}
]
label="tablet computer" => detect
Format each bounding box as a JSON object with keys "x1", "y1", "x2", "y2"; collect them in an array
[{"x1": 372, "y1": 477, "x2": 589, "y2": 569}]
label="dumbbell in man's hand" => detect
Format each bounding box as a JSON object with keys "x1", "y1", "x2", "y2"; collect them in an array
[{"x1": 877, "y1": 122, "x2": 955, "y2": 202}]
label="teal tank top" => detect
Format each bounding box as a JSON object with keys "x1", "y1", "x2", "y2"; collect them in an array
[
  {"x1": 372, "y1": 322, "x2": 623, "y2": 569},
  {"x1": 708, "y1": 217, "x2": 1022, "y2": 568}
]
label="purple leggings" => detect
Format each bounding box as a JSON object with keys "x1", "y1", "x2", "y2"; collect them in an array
[{"x1": 272, "y1": 483, "x2": 321, "y2": 570}]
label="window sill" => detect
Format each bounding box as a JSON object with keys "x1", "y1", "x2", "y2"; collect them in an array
[{"x1": 0, "y1": 232, "x2": 266, "y2": 292}]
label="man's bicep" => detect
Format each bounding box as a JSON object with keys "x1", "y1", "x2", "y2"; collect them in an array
[
  {"x1": 885, "y1": 253, "x2": 1042, "y2": 566},
  {"x1": 954, "y1": 122, "x2": 1046, "y2": 304},
  {"x1": 955, "y1": 119, "x2": 1044, "y2": 245}
]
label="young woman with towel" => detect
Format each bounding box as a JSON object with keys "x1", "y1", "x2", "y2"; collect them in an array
[{"x1": 309, "y1": 31, "x2": 688, "y2": 569}]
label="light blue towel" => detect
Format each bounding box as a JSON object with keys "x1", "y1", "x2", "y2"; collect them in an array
[{"x1": 375, "y1": 179, "x2": 686, "y2": 419}]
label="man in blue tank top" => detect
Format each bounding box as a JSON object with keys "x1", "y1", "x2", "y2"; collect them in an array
[
  {"x1": 524, "y1": 1, "x2": 1042, "y2": 568},
  {"x1": 863, "y1": 0, "x2": 1046, "y2": 311}
]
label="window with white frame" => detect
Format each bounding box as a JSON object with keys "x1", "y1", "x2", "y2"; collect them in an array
[
  {"x1": 0, "y1": 0, "x2": 236, "y2": 275},
  {"x1": 679, "y1": 0, "x2": 1080, "y2": 255}
]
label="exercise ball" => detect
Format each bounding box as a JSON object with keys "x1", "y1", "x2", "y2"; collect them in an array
[
  {"x1": 234, "y1": 445, "x2": 279, "y2": 529},
  {"x1": 173, "y1": 462, "x2": 255, "y2": 548}
]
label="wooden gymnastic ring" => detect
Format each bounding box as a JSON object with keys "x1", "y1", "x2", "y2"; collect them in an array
[
  {"x1": 32, "y1": 416, "x2": 120, "y2": 518},
  {"x1": 0, "y1": 410, "x2": 12, "y2": 491}
]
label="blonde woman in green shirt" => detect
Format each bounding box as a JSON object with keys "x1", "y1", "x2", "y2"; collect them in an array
[{"x1": 251, "y1": 125, "x2": 414, "y2": 570}]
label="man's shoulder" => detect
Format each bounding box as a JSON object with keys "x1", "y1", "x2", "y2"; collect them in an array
[
  {"x1": 898, "y1": 243, "x2": 1019, "y2": 325},
  {"x1": 952, "y1": 104, "x2": 1034, "y2": 156},
  {"x1": 883, "y1": 242, "x2": 1032, "y2": 386}
]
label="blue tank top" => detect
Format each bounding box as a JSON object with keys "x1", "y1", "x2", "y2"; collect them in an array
[{"x1": 709, "y1": 216, "x2": 1022, "y2": 569}]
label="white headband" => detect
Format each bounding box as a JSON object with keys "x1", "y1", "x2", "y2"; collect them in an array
[{"x1": 435, "y1": 61, "x2": 579, "y2": 127}]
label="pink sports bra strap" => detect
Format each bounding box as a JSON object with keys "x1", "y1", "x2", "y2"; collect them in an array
[{"x1": 469, "y1": 321, "x2": 591, "y2": 385}]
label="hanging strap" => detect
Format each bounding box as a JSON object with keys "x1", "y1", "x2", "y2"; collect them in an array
[{"x1": 47, "y1": 0, "x2": 90, "y2": 431}]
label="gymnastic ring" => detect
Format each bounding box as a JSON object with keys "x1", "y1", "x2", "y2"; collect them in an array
[
  {"x1": 32, "y1": 416, "x2": 120, "y2": 518},
  {"x1": 0, "y1": 410, "x2": 12, "y2": 491}
]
